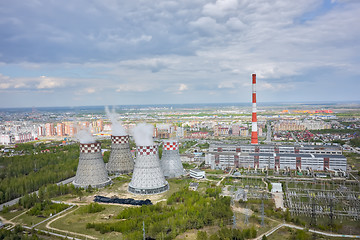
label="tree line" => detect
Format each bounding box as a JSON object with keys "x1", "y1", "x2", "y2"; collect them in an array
[{"x1": 0, "y1": 143, "x2": 79, "y2": 204}]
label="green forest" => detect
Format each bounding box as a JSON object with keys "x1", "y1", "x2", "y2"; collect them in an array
[
  {"x1": 87, "y1": 188, "x2": 233, "y2": 239},
  {"x1": 0, "y1": 142, "x2": 79, "y2": 204}
]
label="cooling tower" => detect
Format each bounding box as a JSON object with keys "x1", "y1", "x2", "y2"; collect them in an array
[
  {"x1": 128, "y1": 145, "x2": 169, "y2": 194},
  {"x1": 106, "y1": 135, "x2": 134, "y2": 174},
  {"x1": 161, "y1": 140, "x2": 185, "y2": 178},
  {"x1": 73, "y1": 142, "x2": 111, "y2": 188}
]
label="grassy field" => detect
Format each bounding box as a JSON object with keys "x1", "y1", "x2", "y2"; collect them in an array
[
  {"x1": 267, "y1": 226, "x2": 354, "y2": 240},
  {"x1": 344, "y1": 152, "x2": 360, "y2": 172},
  {"x1": 14, "y1": 212, "x2": 45, "y2": 226},
  {"x1": 48, "y1": 204, "x2": 125, "y2": 239},
  {"x1": 175, "y1": 226, "x2": 220, "y2": 240},
  {"x1": 41, "y1": 177, "x2": 195, "y2": 239},
  {"x1": 268, "y1": 227, "x2": 295, "y2": 240},
  {"x1": 0, "y1": 208, "x2": 27, "y2": 221},
  {"x1": 204, "y1": 169, "x2": 224, "y2": 174}
]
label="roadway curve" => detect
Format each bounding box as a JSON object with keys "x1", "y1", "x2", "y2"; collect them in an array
[
  {"x1": 255, "y1": 223, "x2": 360, "y2": 239},
  {"x1": 0, "y1": 177, "x2": 75, "y2": 211}
]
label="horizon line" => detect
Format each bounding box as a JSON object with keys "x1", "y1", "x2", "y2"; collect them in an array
[{"x1": 1, "y1": 100, "x2": 360, "y2": 110}]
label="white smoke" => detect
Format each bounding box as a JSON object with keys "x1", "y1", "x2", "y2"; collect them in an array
[
  {"x1": 76, "y1": 129, "x2": 95, "y2": 144},
  {"x1": 105, "y1": 106, "x2": 127, "y2": 136},
  {"x1": 132, "y1": 123, "x2": 154, "y2": 146}
]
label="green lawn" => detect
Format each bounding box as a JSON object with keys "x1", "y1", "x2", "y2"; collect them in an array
[
  {"x1": 0, "y1": 208, "x2": 27, "y2": 221},
  {"x1": 14, "y1": 212, "x2": 45, "y2": 226},
  {"x1": 48, "y1": 204, "x2": 125, "y2": 239},
  {"x1": 46, "y1": 178, "x2": 193, "y2": 239},
  {"x1": 268, "y1": 226, "x2": 352, "y2": 240},
  {"x1": 344, "y1": 152, "x2": 360, "y2": 172}
]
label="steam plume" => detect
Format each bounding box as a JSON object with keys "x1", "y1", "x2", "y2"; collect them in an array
[
  {"x1": 133, "y1": 123, "x2": 154, "y2": 146},
  {"x1": 76, "y1": 129, "x2": 95, "y2": 144},
  {"x1": 105, "y1": 106, "x2": 127, "y2": 136}
]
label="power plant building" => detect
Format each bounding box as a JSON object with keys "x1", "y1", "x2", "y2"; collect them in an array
[
  {"x1": 161, "y1": 140, "x2": 185, "y2": 178},
  {"x1": 205, "y1": 144, "x2": 346, "y2": 171},
  {"x1": 128, "y1": 145, "x2": 169, "y2": 194},
  {"x1": 106, "y1": 135, "x2": 134, "y2": 174},
  {"x1": 73, "y1": 142, "x2": 112, "y2": 188}
]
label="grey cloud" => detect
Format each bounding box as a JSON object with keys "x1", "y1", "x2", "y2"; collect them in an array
[{"x1": 0, "y1": 0, "x2": 359, "y2": 107}]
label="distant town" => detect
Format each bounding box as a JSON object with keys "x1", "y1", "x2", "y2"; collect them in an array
[{"x1": 1, "y1": 103, "x2": 358, "y2": 144}]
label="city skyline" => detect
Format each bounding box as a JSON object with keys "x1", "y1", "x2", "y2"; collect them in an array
[{"x1": 0, "y1": 0, "x2": 359, "y2": 108}]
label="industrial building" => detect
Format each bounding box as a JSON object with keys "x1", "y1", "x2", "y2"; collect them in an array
[
  {"x1": 106, "y1": 135, "x2": 134, "y2": 174},
  {"x1": 160, "y1": 140, "x2": 185, "y2": 178},
  {"x1": 205, "y1": 144, "x2": 347, "y2": 172},
  {"x1": 73, "y1": 142, "x2": 112, "y2": 188},
  {"x1": 128, "y1": 145, "x2": 169, "y2": 195},
  {"x1": 189, "y1": 169, "x2": 205, "y2": 179}
]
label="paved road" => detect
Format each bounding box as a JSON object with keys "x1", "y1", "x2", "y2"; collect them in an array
[
  {"x1": 264, "y1": 122, "x2": 272, "y2": 143},
  {"x1": 22, "y1": 225, "x2": 83, "y2": 240},
  {"x1": 290, "y1": 132, "x2": 299, "y2": 144},
  {"x1": 256, "y1": 223, "x2": 360, "y2": 239},
  {"x1": 0, "y1": 176, "x2": 75, "y2": 211}
]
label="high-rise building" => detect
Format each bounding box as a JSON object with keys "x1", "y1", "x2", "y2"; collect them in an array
[
  {"x1": 57, "y1": 123, "x2": 65, "y2": 137},
  {"x1": 45, "y1": 123, "x2": 55, "y2": 136}
]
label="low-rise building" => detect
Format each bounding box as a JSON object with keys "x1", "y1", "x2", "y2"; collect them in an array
[
  {"x1": 189, "y1": 169, "x2": 205, "y2": 179},
  {"x1": 189, "y1": 182, "x2": 199, "y2": 191},
  {"x1": 206, "y1": 144, "x2": 347, "y2": 171}
]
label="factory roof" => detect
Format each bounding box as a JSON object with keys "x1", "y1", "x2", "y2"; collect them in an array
[{"x1": 209, "y1": 144, "x2": 341, "y2": 150}]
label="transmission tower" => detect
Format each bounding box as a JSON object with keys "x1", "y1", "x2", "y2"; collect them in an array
[
  {"x1": 261, "y1": 198, "x2": 265, "y2": 226},
  {"x1": 310, "y1": 194, "x2": 316, "y2": 227},
  {"x1": 244, "y1": 208, "x2": 249, "y2": 225},
  {"x1": 143, "y1": 221, "x2": 146, "y2": 240},
  {"x1": 232, "y1": 213, "x2": 237, "y2": 229},
  {"x1": 329, "y1": 197, "x2": 334, "y2": 227}
]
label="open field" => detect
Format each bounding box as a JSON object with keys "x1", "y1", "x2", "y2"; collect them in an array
[
  {"x1": 0, "y1": 208, "x2": 27, "y2": 220},
  {"x1": 13, "y1": 212, "x2": 45, "y2": 227},
  {"x1": 344, "y1": 152, "x2": 360, "y2": 172},
  {"x1": 267, "y1": 226, "x2": 355, "y2": 240},
  {"x1": 46, "y1": 204, "x2": 124, "y2": 239},
  {"x1": 33, "y1": 177, "x2": 197, "y2": 239}
]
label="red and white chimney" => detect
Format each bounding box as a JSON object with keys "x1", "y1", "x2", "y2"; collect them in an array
[{"x1": 251, "y1": 74, "x2": 258, "y2": 144}]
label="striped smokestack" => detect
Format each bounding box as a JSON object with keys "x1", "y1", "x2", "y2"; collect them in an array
[{"x1": 251, "y1": 74, "x2": 258, "y2": 144}]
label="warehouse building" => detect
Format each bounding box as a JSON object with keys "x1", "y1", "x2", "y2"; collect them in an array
[{"x1": 205, "y1": 144, "x2": 346, "y2": 171}]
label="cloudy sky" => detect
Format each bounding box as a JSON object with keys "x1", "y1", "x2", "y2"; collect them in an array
[{"x1": 0, "y1": 0, "x2": 359, "y2": 108}]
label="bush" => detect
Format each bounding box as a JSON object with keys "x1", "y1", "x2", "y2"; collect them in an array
[
  {"x1": 27, "y1": 200, "x2": 68, "y2": 217},
  {"x1": 197, "y1": 231, "x2": 208, "y2": 240},
  {"x1": 81, "y1": 203, "x2": 105, "y2": 213}
]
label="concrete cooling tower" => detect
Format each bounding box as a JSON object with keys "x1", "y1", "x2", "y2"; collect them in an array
[
  {"x1": 128, "y1": 145, "x2": 169, "y2": 194},
  {"x1": 161, "y1": 140, "x2": 185, "y2": 178},
  {"x1": 106, "y1": 135, "x2": 134, "y2": 174},
  {"x1": 73, "y1": 142, "x2": 111, "y2": 188}
]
